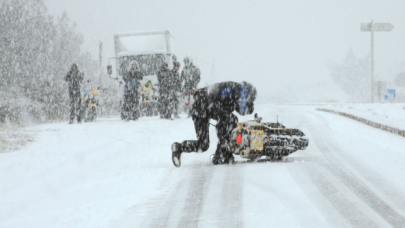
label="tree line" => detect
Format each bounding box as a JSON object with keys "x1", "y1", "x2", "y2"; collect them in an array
[{"x1": 0, "y1": 0, "x2": 110, "y2": 123}]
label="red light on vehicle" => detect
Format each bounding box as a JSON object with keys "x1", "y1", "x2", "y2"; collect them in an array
[{"x1": 236, "y1": 134, "x2": 242, "y2": 145}]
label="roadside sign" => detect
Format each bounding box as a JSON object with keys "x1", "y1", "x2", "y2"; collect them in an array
[
  {"x1": 385, "y1": 89, "x2": 396, "y2": 101},
  {"x1": 361, "y1": 23, "x2": 394, "y2": 32}
]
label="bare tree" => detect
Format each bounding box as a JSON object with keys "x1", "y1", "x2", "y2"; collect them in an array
[{"x1": 329, "y1": 48, "x2": 371, "y2": 103}]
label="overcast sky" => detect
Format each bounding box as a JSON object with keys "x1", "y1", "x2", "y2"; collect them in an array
[{"x1": 43, "y1": 0, "x2": 405, "y2": 102}]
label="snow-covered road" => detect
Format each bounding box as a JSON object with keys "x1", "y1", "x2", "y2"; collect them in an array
[{"x1": 1, "y1": 104, "x2": 405, "y2": 228}]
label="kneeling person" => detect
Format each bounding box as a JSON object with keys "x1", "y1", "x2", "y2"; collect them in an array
[{"x1": 171, "y1": 81, "x2": 257, "y2": 167}]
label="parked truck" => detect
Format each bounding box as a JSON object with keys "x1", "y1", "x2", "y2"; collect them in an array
[{"x1": 106, "y1": 30, "x2": 175, "y2": 117}]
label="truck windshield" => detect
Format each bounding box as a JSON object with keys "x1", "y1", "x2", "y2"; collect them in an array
[{"x1": 118, "y1": 54, "x2": 166, "y2": 77}]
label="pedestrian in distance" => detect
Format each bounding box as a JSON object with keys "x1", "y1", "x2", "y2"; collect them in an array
[
  {"x1": 64, "y1": 63, "x2": 84, "y2": 124},
  {"x1": 171, "y1": 81, "x2": 257, "y2": 167},
  {"x1": 157, "y1": 61, "x2": 176, "y2": 119},
  {"x1": 171, "y1": 60, "x2": 182, "y2": 118},
  {"x1": 180, "y1": 56, "x2": 200, "y2": 117},
  {"x1": 122, "y1": 60, "x2": 144, "y2": 121}
]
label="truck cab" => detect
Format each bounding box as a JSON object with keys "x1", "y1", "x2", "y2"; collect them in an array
[{"x1": 107, "y1": 30, "x2": 175, "y2": 95}]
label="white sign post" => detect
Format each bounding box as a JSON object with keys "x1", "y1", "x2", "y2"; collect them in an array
[{"x1": 361, "y1": 21, "x2": 393, "y2": 103}]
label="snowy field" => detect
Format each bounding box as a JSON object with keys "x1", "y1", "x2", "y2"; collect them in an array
[{"x1": 1, "y1": 103, "x2": 405, "y2": 227}]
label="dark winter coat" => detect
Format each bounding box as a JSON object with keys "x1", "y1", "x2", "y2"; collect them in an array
[
  {"x1": 64, "y1": 70, "x2": 84, "y2": 92},
  {"x1": 123, "y1": 71, "x2": 143, "y2": 93},
  {"x1": 171, "y1": 68, "x2": 182, "y2": 92},
  {"x1": 180, "y1": 64, "x2": 200, "y2": 92},
  {"x1": 157, "y1": 67, "x2": 174, "y2": 95},
  {"x1": 193, "y1": 81, "x2": 257, "y2": 117}
]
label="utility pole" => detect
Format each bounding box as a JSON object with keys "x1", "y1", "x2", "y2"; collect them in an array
[
  {"x1": 98, "y1": 41, "x2": 103, "y2": 116},
  {"x1": 371, "y1": 23, "x2": 374, "y2": 103},
  {"x1": 361, "y1": 21, "x2": 393, "y2": 103},
  {"x1": 99, "y1": 41, "x2": 103, "y2": 89}
]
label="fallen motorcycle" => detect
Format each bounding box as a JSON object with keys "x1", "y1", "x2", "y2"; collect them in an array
[{"x1": 211, "y1": 114, "x2": 309, "y2": 164}]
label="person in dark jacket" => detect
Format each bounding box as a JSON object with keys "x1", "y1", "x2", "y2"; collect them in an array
[
  {"x1": 64, "y1": 63, "x2": 84, "y2": 124},
  {"x1": 171, "y1": 61, "x2": 182, "y2": 118},
  {"x1": 122, "y1": 61, "x2": 144, "y2": 121},
  {"x1": 157, "y1": 62, "x2": 175, "y2": 119},
  {"x1": 171, "y1": 81, "x2": 257, "y2": 167},
  {"x1": 180, "y1": 56, "x2": 200, "y2": 116}
]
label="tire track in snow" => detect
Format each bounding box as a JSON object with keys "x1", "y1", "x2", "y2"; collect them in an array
[
  {"x1": 114, "y1": 167, "x2": 182, "y2": 228},
  {"x1": 299, "y1": 162, "x2": 378, "y2": 227},
  {"x1": 307, "y1": 112, "x2": 405, "y2": 227},
  {"x1": 286, "y1": 164, "x2": 351, "y2": 228},
  {"x1": 313, "y1": 111, "x2": 405, "y2": 217},
  {"x1": 147, "y1": 171, "x2": 184, "y2": 228},
  {"x1": 318, "y1": 150, "x2": 405, "y2": 227},
  {"x1": 176, "y1": 163, "x2": 215, "y2": 228},
  {"x1": 144, "y1": 167, "x2": 186, "y2": 228},
  {"x1": 218, "y1": 165, "x2": 244, "y2": 228},
  {"x1": 149, "y1": 162, "x2": 243, "y2": 228},
  {"x1": 140, "y1": 161, "x2": 216, "y2": 228}
]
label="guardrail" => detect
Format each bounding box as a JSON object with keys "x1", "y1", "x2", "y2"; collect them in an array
[{"x1": 317, "y1": 108, "x2": 405, "y2": 138}]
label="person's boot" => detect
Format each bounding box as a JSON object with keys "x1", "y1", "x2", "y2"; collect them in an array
[
  {"x1": 211, "y1": 148, "x2": 234, "y2": 165},
  {"x1": 171, "y1": 142, "x2": 183, "y2": 167},
  {"x1": 69, "y1": 119, "x2": 74, "y2": 124},
  {"x1": 123, "y1": 111, "x2": 130, "y2": 122},
  {"x1": 77, "y1": 115, "x2": 82, "y2": 124},
  {"x1": 133, "y1": 110, "x2": 140, "y2": 120},
  {"x1": 225, "y1": 152, "x2": 235, "y2": 164},
  {"x1": 211, "y1": 152, "x2": 221, "y2": 164}
]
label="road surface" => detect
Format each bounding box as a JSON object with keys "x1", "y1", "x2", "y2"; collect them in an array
[{"x1": 1, "y1": 104, "x2": 405, "y2": 228}]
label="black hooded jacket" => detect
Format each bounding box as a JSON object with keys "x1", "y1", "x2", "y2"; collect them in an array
[
  {"x1": 157, "y1": 66, "x2": 174, "y2": 95},
  {"x1": 123, "y1": 71, "x2": 143, "y2": 92},
  {"x1": 64, "y1": 70, "x2": 84, "y2": 92},
  {"x1": 191, "y1": 81, "x2": 257, "y2": 118}
]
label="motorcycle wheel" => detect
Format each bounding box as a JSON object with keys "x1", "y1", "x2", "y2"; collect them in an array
[{"x1": 266, "y1": 148, "x2": 275, "y2": 160}]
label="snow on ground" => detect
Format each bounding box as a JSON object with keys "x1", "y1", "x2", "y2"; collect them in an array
[
  {"x1": 0, "y1": 124, "x2": 35, "y2": 153},
  {"x1": 320, "y1": 102, "x2": 405, "y2": 130},
  {"x1": 1, "y1": 103, "x2": 405, "y2": 227}
]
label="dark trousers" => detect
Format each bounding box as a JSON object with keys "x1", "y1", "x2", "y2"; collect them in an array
[
  {"x1": 123, "y1": 91, "x2": 139, "y2": 119},
  {"x1": 178, "y1": 90, "x2": 238, "y2": 156},
  {"x1": 160, "y1": 91, "x2": 178, "y2": 119},
  {"x1": 69, "y1": 90, "x2": 81, "y2": 122}
]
